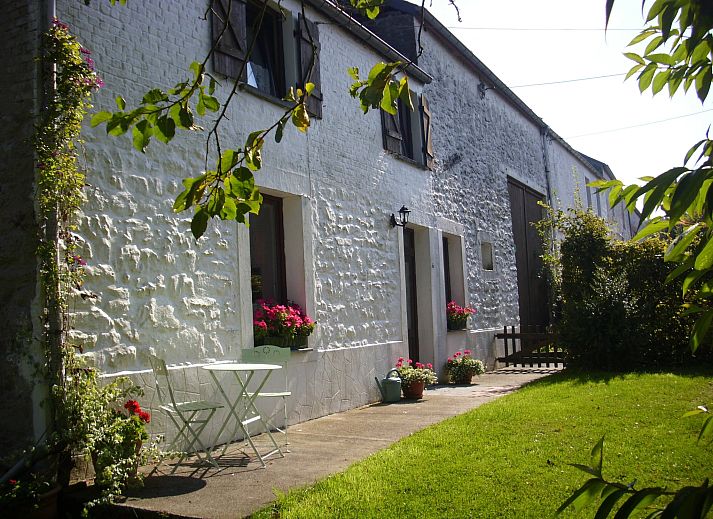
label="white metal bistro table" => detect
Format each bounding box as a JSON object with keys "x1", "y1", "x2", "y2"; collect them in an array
[{"x1": 202, "y1": 363, "x2": 284, "y2": 467}]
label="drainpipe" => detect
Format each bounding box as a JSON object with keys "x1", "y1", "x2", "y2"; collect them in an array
[{"x1": 541, "y1": 125, "x2": 553, "y2": 206}]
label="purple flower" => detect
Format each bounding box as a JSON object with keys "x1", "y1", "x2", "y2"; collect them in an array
[
  {"x1": 52, "y1": 18, "x2": 69, "y2": 30},
  {"x1": 80, "y1": 47, "x2": 91, "y2": 55},
  {"x1": 84, "y1": 57, "x2": 95, "y2": 71}
]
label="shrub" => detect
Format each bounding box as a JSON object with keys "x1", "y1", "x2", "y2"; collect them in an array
[{"x1": 542, "y1": 207, "x2": 704, "y2": 370}]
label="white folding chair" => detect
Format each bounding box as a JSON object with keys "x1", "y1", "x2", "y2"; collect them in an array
[
  {"x1": 149, "y1": 355, "x2": 224, "y2": 472},
  {"x1": 240, "y1": 346, "x2": 291, "y2": 445}
]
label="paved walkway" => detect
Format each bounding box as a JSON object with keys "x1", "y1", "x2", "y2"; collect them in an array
[{"x1": 118, "y1": 367, "x2": 560, "y2": 518}]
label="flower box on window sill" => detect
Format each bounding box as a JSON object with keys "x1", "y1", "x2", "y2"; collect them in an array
[
  {"x1": 447, "y1": 322, "x2": 468, "y2": 332},
  {"x1": 255, "y1": 335, "x2": 309, "y2": 350}
]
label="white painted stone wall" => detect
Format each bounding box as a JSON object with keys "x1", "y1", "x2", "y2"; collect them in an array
[
  {"x1": 50, "y1": 0, "x2": 638, "y2": 445},
  {"x1": 56, "y1": 0, "x2": 437, "y2": 431}
]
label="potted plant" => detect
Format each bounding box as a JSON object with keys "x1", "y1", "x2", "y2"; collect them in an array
[
  {"x1": 446, "y1": 301, "x2": 477, "y2": 330},
  {"x1": 0, "y1": 474, "x2": 60, "y2": 519},
  {"x1": 446, "y1": 349, "x2": 485, "y2": 384},
  {"x1": 91, "y1": 398, "x2": 150, "y2": 489},
  {"x1": 394, "y1": 357, "x2": 437, "y2": 399},
  {"x1": 253, "y1": 300, "x2": 316, "y2": 349}
]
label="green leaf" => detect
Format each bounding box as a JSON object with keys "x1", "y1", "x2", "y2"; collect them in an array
[
  {"x1": 644, "y1": 35, "x2": 663, "y2": 55},
  {"x1": 347, "y1": 66, "x2": 360, "y2": 81},
  {"x1": 191, "y1": 208, "x2": 210, "y2": 239},
  {"x1": 665, "y1": 223, "x2": 703, "y2": 262},
  {"x1": 625, "y1": 63, "x2": 645, "y2": 81},
  {"x1": 694, "y1": 236, "x2": 713, "y2": 270},
  {"x1": 595, "y1": 489, "x2": 628, "y2": 519},
  {"x1": 90, "y1": 111, "x2": 112, "y2": 127},
  {"x1": 219, "y1": 149, "x2": 239, "y2": 174},
  {"x1": 652, "y1": 69, "x2": 670, "y2": 95},
  {"x1": 631, "y1": 218, "x2": 668, "y2": 241},
  {"x1": 116, "y1": 95, "x2": 126, "y2": 110},
  {"x1": 380, "y1": 81, "x2": 399, "y2": 114},
  {"x1": 220, "y1": 196, "x2": 237, "y2": 220},
  {"x1": 690, "y1": 309, "x2": 713, "y2": 353},
  {"x1": 646, "y1": 53, "x2": 673, "y2": 65},
  {"x1": 685, "y1": 139, "x2": 708, "y2": 165},
  {"x1": 275, "y1": 117, "x2": 287, "y2": 143},
  {"x1": 202, "y1": 95, "x2": 219, "y2": 112},
  {"x1": 291, "y1": 103, "x2": 310, "y2": 133},
  {"x1": 141, "y1": 88, "x2": 168, "y2": 104},
  {"x1": 154, "y1": 115, "x2": 176, "y2": 144},
  {"x1": 613, "y1": 488, "x2": 664, "y2": 519},
  {"x1": 625, "y1": 52, "x2": 645, "y2": 65},
  {"x1": 695, "y1": 66, "x2": 712, "y2": 103},
  {"x1": 591, "y1": 436, "x2": 604, "y2": 476},
  {"x1": 106, "y1": 114, "x2": 130, "y2": 136},
  {"x1": 635, "y1": 167, "x2": 688, "y2": 222},
  {"x1": 131, "y1": 119, "x2": 153, "y2": 153},
  {"x1": 556, "y1": 478, "x2": 607, "y2": 515},
  {"x1": 638, "y1": 63, "x2": 658, "y2": 92}
]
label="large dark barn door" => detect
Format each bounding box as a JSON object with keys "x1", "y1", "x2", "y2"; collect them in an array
[{"x1": 507, "y1": 178, "x2": 549, "y2": 329}]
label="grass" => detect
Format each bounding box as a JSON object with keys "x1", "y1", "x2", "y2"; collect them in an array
[{"x1": 252, "y1": 370, "x2": 713, "y2": 518}]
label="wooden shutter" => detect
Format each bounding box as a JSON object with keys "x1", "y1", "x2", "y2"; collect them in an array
[
  {"x1": 420, "y1": 93, "x2": 434, "y2": 169},
  {"x1": 212, "y1": 0, "x2": 248, "y2": 80},
  {"x1": 298, "y1": 14, "x2": 323, "y2": 118},
  {"x1": 381, "y1": 108, "x2": 403, "y2": 154}
]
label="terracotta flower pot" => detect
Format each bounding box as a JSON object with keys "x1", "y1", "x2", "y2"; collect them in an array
[{"x1": 402, "y1": 380, "x2": 426, "y2": 399}]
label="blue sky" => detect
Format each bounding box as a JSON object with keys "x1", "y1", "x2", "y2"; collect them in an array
[{"x1": 407, "y1": 0, "x2": 712, "y2": 186}]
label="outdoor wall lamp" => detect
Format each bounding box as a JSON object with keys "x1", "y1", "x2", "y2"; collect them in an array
[
  {"x1": 478, "y1": 81, "x2": 492, "y2": 99},
  {"x1": 390, "y1": 206, "x2": 411, "y2": 228}
]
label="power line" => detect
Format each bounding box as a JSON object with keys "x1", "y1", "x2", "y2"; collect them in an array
[
  {"x1": 511, "y1": 72, "x2": 628, "y2": 88},
  {"x1": 445, "y1": 26, "x2": 639, "y2": 31},
  {"x1": 565, "y1": 109, "x2": 713, "y2": 139}
]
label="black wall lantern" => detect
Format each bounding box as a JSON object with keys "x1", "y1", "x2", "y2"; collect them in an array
[{"x1": 390, "y1": 205, "x2": 411, "y2": 228}]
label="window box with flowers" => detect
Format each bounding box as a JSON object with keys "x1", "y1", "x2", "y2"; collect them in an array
[
  {"x1": 394, "y1": 357, "x2": 438, "y2": 399},
  {"x1": 446, "y1": 301, "x2": 477, "y2": 331},
  {"x1": 445, "y1": 349, "x2": 485, "y2": 384},
  {"x1": 253, "y1": 300, "x2": 316, "y2": 349}
]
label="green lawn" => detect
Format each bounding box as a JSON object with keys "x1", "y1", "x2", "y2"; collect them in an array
[{"x1": 253, "y1": 370, "x2": 713, "y2": 518}]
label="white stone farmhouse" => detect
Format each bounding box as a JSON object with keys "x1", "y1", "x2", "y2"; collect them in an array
[{"x1": 1, "y1": 0, "x2": 635, "y2": 449}]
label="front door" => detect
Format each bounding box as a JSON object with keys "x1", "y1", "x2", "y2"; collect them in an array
[
  {"x1": 403, "y1": 227, "x2": 420, "y2": 362},
  {"x1": 507, "y1": 178, "x2": 549, "y2": 329}
]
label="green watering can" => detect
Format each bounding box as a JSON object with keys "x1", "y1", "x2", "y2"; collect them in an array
[{"x1": 375, "y1": 369, "x2": 402, "y2": 403}]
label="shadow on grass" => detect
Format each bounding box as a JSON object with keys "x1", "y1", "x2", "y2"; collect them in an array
[{"x1": 521, "y1": 364, "x2": 713, "y2": 390}]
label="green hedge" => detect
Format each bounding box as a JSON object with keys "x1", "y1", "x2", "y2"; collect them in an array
[{"x1": 551, "y1": 210, "x2": 699, "y2": 370}]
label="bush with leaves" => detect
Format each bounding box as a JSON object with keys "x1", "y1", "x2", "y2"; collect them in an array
[{"x1": 540, "y1": 206, "x2": 701, "y2": 370}]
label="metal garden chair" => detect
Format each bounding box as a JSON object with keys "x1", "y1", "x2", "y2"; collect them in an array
[
  {"x1": 148, "y1": 355, "x2": 224, "y2": 472},
  {"x1": 240, "y1": 346, "x2": 291, "y2": 446}
]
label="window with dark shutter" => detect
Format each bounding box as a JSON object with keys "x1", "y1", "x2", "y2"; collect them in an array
[
  {"x1": 298, "y1": 14, "x2": 323, "y2": 118},
  {"x1": 420, "y1": 93, "x2": 434, "y2": 169},
  {"x1": 212, "y1": 0, "x2": 248, "y2": 81},
  {"x1": 381, "y1": 108, "x2": 403, "y2": 155}
]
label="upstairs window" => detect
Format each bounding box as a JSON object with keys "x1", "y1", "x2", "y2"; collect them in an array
[
  {"x1": 381, "y1": 92, "x2": 434, "y2": 168},
  {"x1": 211, "y1": 0, "x2": 323, "y2": 117}
]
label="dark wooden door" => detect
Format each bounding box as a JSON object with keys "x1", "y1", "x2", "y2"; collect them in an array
[
  {"x1": 507, "y1": 178, "x2": 549, "y2": 329},
  {"x1": 403, "y1": 227, "x2": 420, "y2": 362}
]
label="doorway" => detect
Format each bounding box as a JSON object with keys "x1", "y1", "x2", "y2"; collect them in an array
[
  {"x1": 403, "y1": 227, "x2": 420, "y2": 362},
  {"x1": 507, "y1": 178, "x2": 549, "y2": 329}
]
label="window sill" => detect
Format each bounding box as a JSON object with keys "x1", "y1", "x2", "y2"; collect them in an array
[
  {"x1": 385, "y1": 150, "x2": 429, "y2": 171},
  {"x1": 292, "y1": 347, "x2": 313, "y2": 353},
  {"x1": 240, "y1": 83, "x2": 293, "y2": 111},
  {"x1": 239, "y1": 83, "x2": 323, "y2": 120}
]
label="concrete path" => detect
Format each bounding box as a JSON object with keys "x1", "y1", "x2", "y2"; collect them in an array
[{"x1": 118, "y1": 367, "x2": 559, "y2": 518}]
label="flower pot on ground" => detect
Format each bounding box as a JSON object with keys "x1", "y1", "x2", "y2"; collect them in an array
[
  {"x1": 253, "y1": 300, "x2": 315, "y2": 349},
  {"x1": 446, "y1": 350, "x2": 485, "y2": 384},
  {"x1": 0, "y1": 477, "x2": 60, "y2": 519},
  {"x1": 394, "y1": 357, "x2": 437, "y2": 399},
  {"x1": 401, "y1": 380, "x2": 426, "y2": 399},
  {"x1": 446, "y1": 301, "x2": 477, "y2": 331}
]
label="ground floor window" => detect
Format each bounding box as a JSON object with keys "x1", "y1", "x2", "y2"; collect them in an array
[{"x1": 250, "y1": 194, "x2": 286, "y2": 304}]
